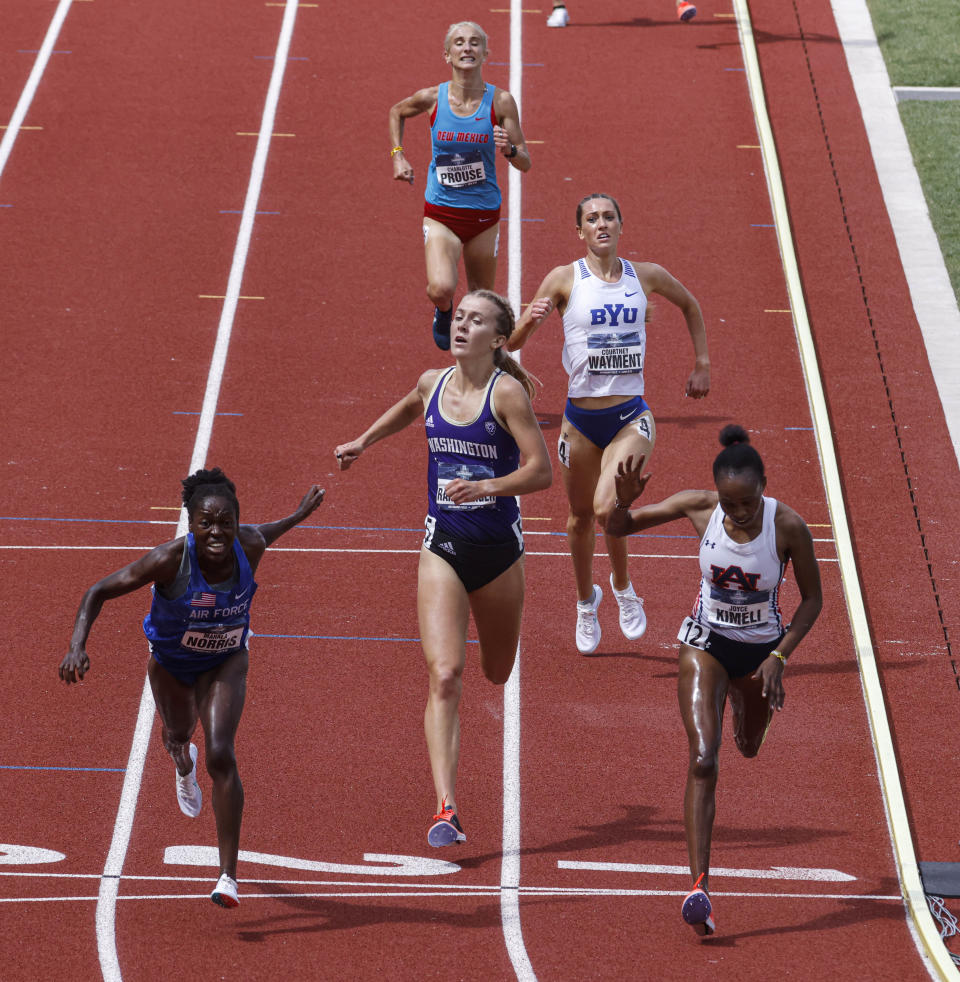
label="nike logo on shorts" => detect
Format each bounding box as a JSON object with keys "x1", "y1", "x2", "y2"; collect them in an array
[{"x1": 620, "y1": 408, "x2": 638, "y2": 421}]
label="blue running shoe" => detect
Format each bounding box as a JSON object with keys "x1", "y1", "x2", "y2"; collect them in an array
[
  {"x1": 428, "y1": 797, "x2": 466, "y2": 846},
  {"x1": 432, "y1": 306, "x2": 453, "y2": 350},
  {"x1": 681, "y1": 873, "x2": 715, "y2": 935}
]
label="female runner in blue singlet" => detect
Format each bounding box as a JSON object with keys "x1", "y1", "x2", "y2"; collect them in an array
[
  {"x1": 606, "y1": 426, "x2": 822, "y2": 936},
  {"x1": 335, "y1": 290, "x2": 551, "y2": 846},
  {"x1": 59, "y1": 470, "x2": 324, "y2": 908},
  {"x1": 508, "y1": 193, "x2": 710, "y2": 656},
  {"x1": 388, "y1": 22, "x2": 531, "y2": 350}
]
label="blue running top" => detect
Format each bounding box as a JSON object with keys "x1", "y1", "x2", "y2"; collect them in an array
[{"x1": 425, "y1": 82, "x2": 501, "y2": 211}]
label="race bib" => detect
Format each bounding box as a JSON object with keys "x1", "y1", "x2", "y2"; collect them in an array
[
  {"x1": 677, "y1": 616, "x2": 709, "y2": 651},
  {"x1": 435, "y1": 150, "x2": 486, "y2": 188},
  {"x1": 180, "y1": 625, "x2": 244, "y2": 654},
  {"x1": 587, "y1": 332, "x2": 644, "y2": 375},
  {"x1": 436, "y1": 460, "x2": 496, "y2": 510},
  {"x1": 705, "y1": 588, "x2": 769, "y2": 629}
]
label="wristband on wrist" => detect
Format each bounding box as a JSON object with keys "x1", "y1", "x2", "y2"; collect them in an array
[
  {"x1": 771, "y1": 650, "x2": 787, "y2": 664},
  {"x1": 506, "y1": 143, "x2": 517, "y2": 158},
  {"x1": 614, "y1": 499, "x2": 630, "y2": 511},
  {"x1": 390, "y1": 145, "x2": 404, "y2": 157}
]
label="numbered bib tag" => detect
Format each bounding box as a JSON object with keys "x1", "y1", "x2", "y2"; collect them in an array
[
  {"x1": 180, "y1": 625, "x2": 244, "y2": 654},
  {"x1": 436, "y1": 461, "x2": 496, "y2": 510},
  {"x1": 678, "y1": 616, "x2": 709, "y2": 651},
  {"x1": 435, "y1": 151, "x2": 486, "y2": 189},
  {"x1": 587, "y1": 331, "x2": 644, "y2": 375},
  {"x1": 705, "y1": 588, "x2": 769, "y2": 629}
]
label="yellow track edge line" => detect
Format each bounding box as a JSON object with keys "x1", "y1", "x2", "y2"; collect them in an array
[{"x1": 732, "y1": 0, "x2": 955, "y2": 977}]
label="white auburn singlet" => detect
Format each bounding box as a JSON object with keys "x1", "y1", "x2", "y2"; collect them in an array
[
  {"x1": 690, "y1": 496, "x2": 786, "y2": 643},
  {"x1": 562, "y1": 258, "x2": 648, "y2": 399}
]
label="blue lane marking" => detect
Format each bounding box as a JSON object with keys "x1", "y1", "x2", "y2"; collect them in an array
[
  {"x1": 258, "y1": 634, "x2": 478, "y2": 644},
  {"x1": 785, "y1": 426, "x2": 814, "y2": 431},
  {"x1": 751, "y1": 224, "x2": 775, "y2": 228},
  {"x1": 0, "y1": 765, "x2": 126, "y2": 772},
  {"x1": 219, "y1": 210, "x2": 281, "y2": 215},
  {"x1": 172, "y1": 411, "x2": 244, "y2": 416},
  {"x1": 0, "y1": 204, "x2": 11, "y2": 208},
  {"x1": 725, "y1": 67, "x2": 746, "y2": 72}
]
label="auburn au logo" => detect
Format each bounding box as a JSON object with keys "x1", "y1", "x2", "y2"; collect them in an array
[{"x1": 710, "y1": 564, "x2": 760, "y2": 591}]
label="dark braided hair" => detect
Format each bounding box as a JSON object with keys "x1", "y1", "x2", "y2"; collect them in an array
[
  {"x1": 181, "y1": 467, "x2": 239, "y2": 519},
  {"x1": 712, "y1": 425, "x2": 765, "y2": 484},
  {"x1": 576, "y1": 193, "x2": 622, "y2": 227}
]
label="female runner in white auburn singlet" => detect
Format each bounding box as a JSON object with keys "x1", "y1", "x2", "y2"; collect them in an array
[
  {"x1": 508, "y1": 193, "x2": 710, "y2": 655},
  {"x1": 606, "y1": 424, "x2": 822, "y2": 936}
]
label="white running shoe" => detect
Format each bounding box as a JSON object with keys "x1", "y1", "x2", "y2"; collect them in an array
[
  {"x1": 211, "y1": 872, "x2": 239, "y2": 908},
  {"x1": 176, "y1": 743, "x2": 202, "y2": 818},
  {"x1": 546, "y1": 4, "x2": 570, "y2": 27},
  {"x1": 576, "y1": 584, "x2": 603, "y2": 654},
  {"x1": 610, "y1": 574, "x2": 647, "y2": 641}
]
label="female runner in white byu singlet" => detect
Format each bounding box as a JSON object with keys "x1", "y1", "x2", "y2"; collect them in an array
[
  {"x1": 335, "y1": 290, "x2": 551, "y2": 847},
  {"x1": 508, "y1": 193, "x2": 710, "y2": 655},
  {"x1": 605, "y1": 425, "x2": 822, "y2": 937}
]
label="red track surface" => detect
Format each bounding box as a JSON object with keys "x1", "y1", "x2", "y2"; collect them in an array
[{"x1": 1, "y1": 1, "x2": 956, "y2": 979}]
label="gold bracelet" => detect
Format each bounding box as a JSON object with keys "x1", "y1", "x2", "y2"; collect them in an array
[
  {"x1": 390, "y1": 145, "x2": 404, "y2": 157},
  {"x1": 771, "y1": 650, "x2": 787, "y2": 664}
]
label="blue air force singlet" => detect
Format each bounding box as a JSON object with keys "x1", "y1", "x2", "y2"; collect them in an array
[
  {"x1": 143, "y1": 533, "x2": 257, "y2": 663},
  {"x1": 690, "y1": 497, "x2": 786, "y2": 643},
  {"x1": 425, "y1": 82, "x2": 501, "y2": 211},
  {"x1": 424, "y1": 368, "x2": 520, "y2": 543},
  {"x1": 562, "y1": 258, "x2": 648, "y2": 399}
]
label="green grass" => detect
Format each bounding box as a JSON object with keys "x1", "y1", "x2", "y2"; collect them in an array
[
  {"x1": 898, "y1": 101, "x2": 960, "y2": 299},
  {"x1": 864, "y1": 0, "x2": 960, "y2": 305},
  {"x1": 865, "y1": 0, "x2": 960, "y2": 86}
]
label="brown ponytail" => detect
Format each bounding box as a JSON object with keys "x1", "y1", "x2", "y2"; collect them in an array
[{"x1": 467, "y1": 289, "x2": 539, "y2": 402}]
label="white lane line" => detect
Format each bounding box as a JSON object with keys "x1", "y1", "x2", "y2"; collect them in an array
[
  {"x1": 94, "y1": 3, "x2": 301, "y2": 980},
  {"x1": 0, "y1": 0, "x2": 73, "y2": 186},
  {"x1": 501, "y1": 3, "x2": 536, "y2": 980},
  {"x1": 832, "y1": 2, "x2": 960, "y2": 465},
  {"x1": 733, "y1": 2, "x2": 952, "y2": 979},
  {"x1": 0, "y1": 888, "x2": 904, "y2": 903}
]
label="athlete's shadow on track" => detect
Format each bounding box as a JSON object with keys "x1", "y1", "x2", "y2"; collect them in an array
[
  {"x1": 231, "y1": 895, "x2": 506, "y2": 940},
  {"x1": 455, "y1": 804, "x2": 849, "y2": 871},
  {"x1": 703, "y1": 896, "x2": 904, "y2": 945}
]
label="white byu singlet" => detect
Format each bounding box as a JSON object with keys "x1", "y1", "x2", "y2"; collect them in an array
[{"x1": 562, "y1": 258, "x2": 648, "y2": 399}]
